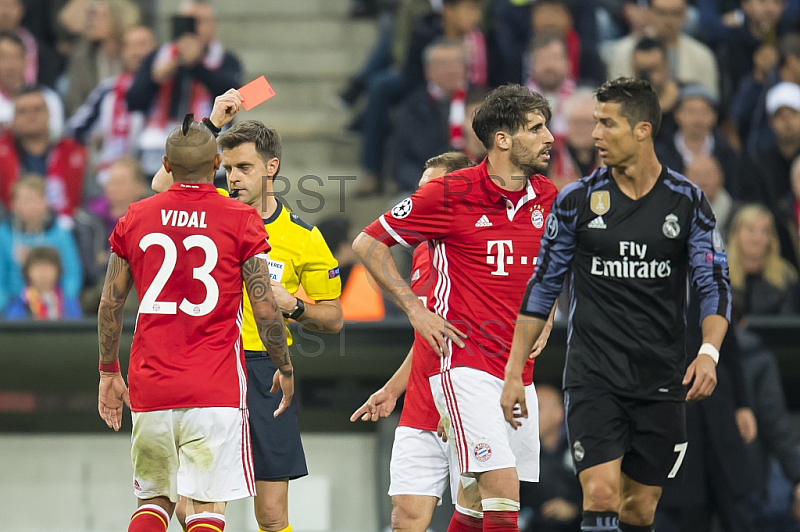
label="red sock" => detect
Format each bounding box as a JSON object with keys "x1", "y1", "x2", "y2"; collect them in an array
[
  {"x1": 186, "y1": 512, "x2": 225, "y2": 532},
  {"x1": 448, "y1": 508, "x2": 483, "y2": 531},
  {"x1": 129, "y1": 504, "x2": 169, "y2": 532},
  {"x1": 482, "y1": 510, "x2": 518, "y2": 532}
]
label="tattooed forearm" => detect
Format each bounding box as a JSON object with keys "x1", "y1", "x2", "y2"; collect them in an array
[
  {"x1": 98, "y1": 254, "x2": 134, "y2": 364},
  {"x1": 242, "y1": 256, "x2": 292, "y2": 373}
]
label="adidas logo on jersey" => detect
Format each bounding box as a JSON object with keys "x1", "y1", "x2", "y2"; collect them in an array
[
  {"x1": 475, "y1": 215, "x2": 493, "y2": 227},
  {"x1": 588, "y1": 216, "x2": 607, "y2": 229}
]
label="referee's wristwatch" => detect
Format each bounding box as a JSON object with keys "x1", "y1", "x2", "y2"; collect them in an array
[{"x1": 284, "y1": 298, "x2": 305, "y2": 320}]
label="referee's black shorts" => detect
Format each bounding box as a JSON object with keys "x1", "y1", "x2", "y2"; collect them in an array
[
  {"x1": 245, "y1": 351, "x2": 308, "y2": 481},
  {"x1": 565, "y1": 386, "x2": 687, "y2": 486}
]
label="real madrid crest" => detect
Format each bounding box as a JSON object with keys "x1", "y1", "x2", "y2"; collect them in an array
[
  {"x1": 573, "y1": 440, "x2": 585, "y2": 462},
  {"x1": 662, "y1": 213, "x2": 680, "y2": 239},
  {"x1": 590, "y1": 191, "x2": 610, "y2": 215}
]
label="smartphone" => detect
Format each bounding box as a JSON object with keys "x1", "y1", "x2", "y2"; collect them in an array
[{"x1": 171, "y1": 15, "x2": 196, "y2": 40}]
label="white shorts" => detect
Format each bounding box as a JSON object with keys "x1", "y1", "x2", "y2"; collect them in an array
[
  {"x1": 388, "y1": 426, "x2": 461, "y2": 502},
  {"x1": 131, "y1": 407, "x2": 256, "y2": 503},
  {"x1": 430, "y1": 366, "x2": 540, "y2": 481}
]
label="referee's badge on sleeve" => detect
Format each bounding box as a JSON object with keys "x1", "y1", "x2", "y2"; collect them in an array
[{"x1": 590, "y1": 191, "x2": 610, "y2": 215}]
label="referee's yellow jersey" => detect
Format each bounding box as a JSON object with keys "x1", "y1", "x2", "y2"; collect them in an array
[{"x1": 240, "y1": 200, "x2": 341, "y2": 349}]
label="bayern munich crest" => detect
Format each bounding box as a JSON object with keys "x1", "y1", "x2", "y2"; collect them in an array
[
  {"x1": 532, "y1": 209, "x2": 544, "y2": 229},
  {"x1": 474, "y1": 442, "x2": 492, "y2": 462}
]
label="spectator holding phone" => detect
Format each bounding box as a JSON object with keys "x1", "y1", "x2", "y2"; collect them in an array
[{"x1": 126, "y1": 0, "x2": 242, "y2": 175}]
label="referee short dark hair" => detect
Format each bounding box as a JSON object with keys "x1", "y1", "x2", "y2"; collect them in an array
[
  {"x1": 595, "y1": 77, "x2": 662, "y2": 138},
  {"x1": 218, "y1": 120, "x2": 282, "y2": 177},
  {"x1": 472, "y1": 84, "x2": 552, "y2": 150}
]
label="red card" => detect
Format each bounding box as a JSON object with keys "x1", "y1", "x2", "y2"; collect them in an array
[{"x1": 238, "y1": 75, "x2": 276, "y2": 110}]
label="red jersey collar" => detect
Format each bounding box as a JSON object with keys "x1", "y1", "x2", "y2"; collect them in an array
[{"x1": 168, "y1": 182, "x2": 218, "y2": 192}]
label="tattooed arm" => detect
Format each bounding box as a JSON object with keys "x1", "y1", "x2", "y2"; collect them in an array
[
  {"x1": 97, "y1": 253, "x2": 134, "y2": 431},
  {"x1": 242, "y1": 254, "x2": 294, "y2": 417}
]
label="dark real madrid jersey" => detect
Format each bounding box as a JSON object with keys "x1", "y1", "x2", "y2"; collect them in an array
[{"x1": 520, "y1": 165, "x2": 731, "y2": 400}]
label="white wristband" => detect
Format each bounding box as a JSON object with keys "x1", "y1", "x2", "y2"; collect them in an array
[{"x1": 698, "y1": 343, "x2": 719, "y2": 365}]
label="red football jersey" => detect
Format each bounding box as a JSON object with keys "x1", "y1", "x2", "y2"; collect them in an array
[
  {"x1": 399, "y1": 243, "x2": 439, "y2": 431},
  {"x1": 363, "y1": 158, "x2": 558, "y2": 385},
  {"x1": 109, "y1": 183, "x2": 270, "y2": 412}
]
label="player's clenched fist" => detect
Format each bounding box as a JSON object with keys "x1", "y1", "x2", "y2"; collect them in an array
[{"x1": 209, "y1": 88, "x2": 243, "y2": 129}]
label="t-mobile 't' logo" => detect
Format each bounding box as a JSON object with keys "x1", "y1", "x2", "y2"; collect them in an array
[{"x1": 487, "y1": 240, "x2": 513, "y2": 276}]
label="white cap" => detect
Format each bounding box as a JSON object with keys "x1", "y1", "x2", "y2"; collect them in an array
[{"x1": 766, "y1": 82, "x2": 800, "y2": 115}]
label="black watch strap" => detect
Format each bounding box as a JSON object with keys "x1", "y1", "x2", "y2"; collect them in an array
[
  {"x1": 288, "y1": 298, "x2": 305, "y2": 320},
  {"x1": 202, "y1": 117, "x2": 221, "y2": 137}
]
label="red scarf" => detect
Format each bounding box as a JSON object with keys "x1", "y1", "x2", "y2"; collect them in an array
[
  {"x1": 565, "y1": 29, "x2": 581, "y2": 81},
  {"x1": 0, "y1": 131, "x2": 87, "y2": 216},
  {"x1": 149, "y1": 42, "x2": 224, "y2": 128},
  {"x1": 17, "y1": 27, "x2": 38, "y2": 85},
  {"x1": 110, "y1": 72, "x2": 134, "y2": 139},
  {"x1": 449, "y1": 88, "x2": 466, "y2": 149},
  {"x1": 463, "y1": 30, "x2": 488, "y2": 88},
  {"x1": 22, "y1": 286, "x2": 64, "y2": 320}
]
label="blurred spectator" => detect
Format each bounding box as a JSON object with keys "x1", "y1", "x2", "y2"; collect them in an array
[
  {"x1": 717, "y1": 0, "x2": 788, "y2": 109},
  {"x1": 739, "y1": 81, "x2": 800, "y2": 266},
  {"x1": 525, "y1": 34, "x2": 575, "y2": 139},
  {"x1": 739, "y1": 326, "x2": 800, "y2": 532},
  {"x1": 547, "y1": 87, "x2": 598, "y2": 190},
  {"x1": 656, "y1": 84, "x2": 740, "y2": 187},
  {"x1": 317, "y1": 215, "x2": 386, "y2": 321},
  {"x1": 357, "y1": 0, "x2": 483, "y2": 195},
  {"x1": 607, "y1": 0, "x2": 720, "y2": 98},
  {"x1": 463, "y1": 88, "x2": 488, "y2": 161},
  {"x1": 0, "y1": 176, "x2": 81, "y2": 311},
  {"x1": 684, "y1": 155, "x2": 739, "y2": 240},
  {"x1": 63, "y1": 0, "x2": 141, "y2": 116},
  {"x1": 519, "y1": 383, "x2": 581, "y2": 532},
  {"x1": 728, "y1": 204, "x2": 798, "y2": 315},
  {"x1": 491, "y1": 0, "x2": 605, "y2": 88},
  {"x1": 391, "y1": 40, "x2": 468, "y2": 191},
  {"x1": 0, "y1": 0, "x2": 60, "y2": 88},
  {"x1": 3, "y1": 246, "x2": 82, "y2": 319},
  {"x1": 0, "y1": 32, "x2": 65, "y2": 138},
  {"x1": 0, "y1": 86, "x2": 87, "y2": 217},
  {"x1": 632, "y1": 37, "x2": 681, "y2": 142},
  {"x1": 733, "y1": 32, "x2": 800, "y2": 156},
  {"x1": 66, "y1": 25, "x2": 155, "y2": 192},
  {"x1": 126, "y1": 0, "x2": 242, "y2": 176},
  {"x1": 73, "y1": 156, "x2": 146, "y2": 298}
]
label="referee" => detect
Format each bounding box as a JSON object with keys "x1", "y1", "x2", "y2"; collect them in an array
[
  {"x1": 501, "y1": 78, "x2": 731, "y2": 532},
  {"x1": 153, "y1": 90, "x2": 343, "y2": 532}
]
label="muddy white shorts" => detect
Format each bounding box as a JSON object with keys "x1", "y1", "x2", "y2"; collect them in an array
[
  {"x1": 430, "y1": 366, "x2": 540, "y2": 481},
  {"x1": 130, "y1": 407, "x2": 256, "y2": 503}
]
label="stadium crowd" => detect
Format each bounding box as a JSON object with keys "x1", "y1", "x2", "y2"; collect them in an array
[{"x1": 1, "y1": 0, "x2": 800, "y2": 530}]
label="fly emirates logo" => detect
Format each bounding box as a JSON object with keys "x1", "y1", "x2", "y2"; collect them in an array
[
  {"x1": 590, "y1": 241, "x2": 672, "y2": 279},
  {"x1": 161, "y1": 209, "x2": 208, "y2": 228}
]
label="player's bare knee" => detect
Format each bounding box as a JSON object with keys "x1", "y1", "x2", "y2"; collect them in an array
[
  {"x1": 582, "y1": 478, "x2": 620, "y2": 510},
  {"x1": 619, "y1": 490, "x2": 660, "y2": 525},
  {"x1": 175, "y1": 499, "x2": 187, "y2": 529},
  {"x1": 254, "y1": 499, "x2": 288, "y2": 531},
  {"x1": 390, "y1": 502, "x2": 426, "y2": 532},
  {"x1": 476, "y1": 468, "x2": 519, "y2": 501}
]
